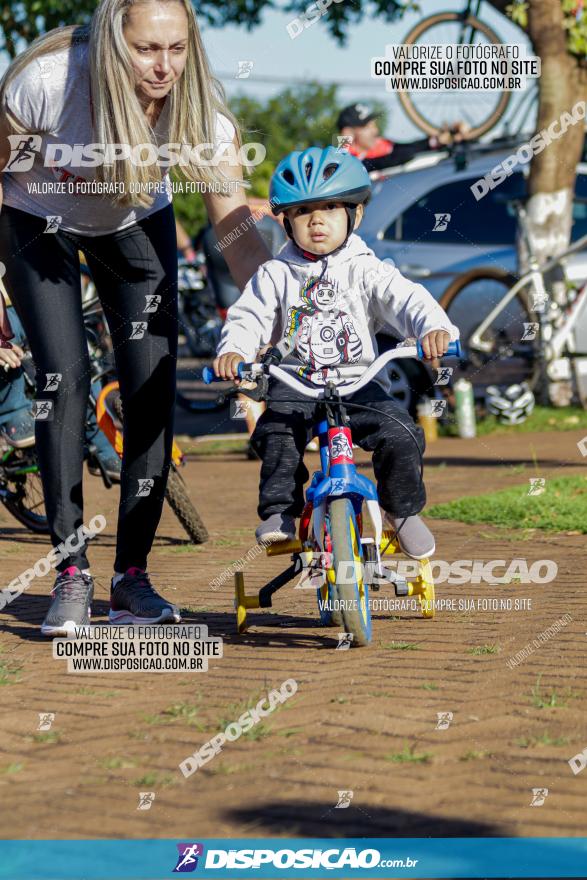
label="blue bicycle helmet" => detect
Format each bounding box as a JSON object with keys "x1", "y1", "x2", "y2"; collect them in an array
[{"x1": 270, "y1": 146, "x2": 371, "y2": 213}]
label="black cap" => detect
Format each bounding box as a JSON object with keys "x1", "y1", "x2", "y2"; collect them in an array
[{"x1": 337, "y1": 103, "x2": 381, "y2": 130}]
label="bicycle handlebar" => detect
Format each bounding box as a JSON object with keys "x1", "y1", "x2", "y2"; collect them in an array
[{"x1": 202, "y1": 340, "x2": 461, "y2": 393}]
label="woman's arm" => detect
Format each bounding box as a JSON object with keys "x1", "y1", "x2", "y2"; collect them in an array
[
  {"x1": 202, "y1": 136, "x2": 272, "y2": 291},
  {"x1": 0, "y1": 112, "x2": 12, "y2": 211}
]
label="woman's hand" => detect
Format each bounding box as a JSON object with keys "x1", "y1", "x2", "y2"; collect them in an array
[
  {"x1": 419, "y1": 330, "x2": 451, "y2": 360},
  {"x1": 213, "y1": 352, "x2": 243, "y2": 381},
  {"x1": 0, "y1": 341, "x2": 24, "y2": 371},
  {"x1": 434, "y1": 121, "x2": 472, "y2": 146}
]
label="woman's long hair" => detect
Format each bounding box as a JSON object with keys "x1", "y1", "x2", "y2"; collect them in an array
[{"x1": 0, "y1": 0, "x2": 241, "y2": 207}]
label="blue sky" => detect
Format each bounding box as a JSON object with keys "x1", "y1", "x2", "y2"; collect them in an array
[
  {"x1": 1, "y1": 1, "x2": 530, "y2": 140},
  {"x1": 202, "y1": 0, "x2": 530, "y2": 139}
]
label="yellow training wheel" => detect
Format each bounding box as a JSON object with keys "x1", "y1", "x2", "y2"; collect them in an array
[
  {"x1": 406, "y1": 559, "x2": 435, "y2": 619},
  {"x1": 234, "y1": 572, "x2": 260, "y2": 634}
]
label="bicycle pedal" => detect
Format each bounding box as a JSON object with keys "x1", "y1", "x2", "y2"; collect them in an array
[
  {"x1": 380, "y1": 531, "x2": 400, "y2": 555},
  {"x1": 266, "y1": 539, "x2": 302, "y2": 557}
]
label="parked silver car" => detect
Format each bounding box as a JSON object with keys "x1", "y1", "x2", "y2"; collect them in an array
[{"x1": 361, "y1": 143, "x2": 587, "y2": 404}]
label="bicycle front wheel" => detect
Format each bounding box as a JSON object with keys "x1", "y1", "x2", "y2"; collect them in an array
[
  {"x1": 439, "y1": 268, "x2": 540, "y2": 389},
  {"x1": 397, "y1": 13, "x2": 511, "y2": 139},
  {"x1": 0, "y1": 449, "x2": 49, "y2": 534},
  {"x1": 329, "y1": 497, "x2": 371, "y2": 647}
]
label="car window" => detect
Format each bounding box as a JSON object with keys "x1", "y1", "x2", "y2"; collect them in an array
[
  {"x1": 385, "y1": 172, "x2": 587, "y2": 245},
  {"x1": 385, "y1": 174, "x2": 524, "y2": 245},
  {"x1": 572, "y1": 174, "x2": 587, "y2": 241}
]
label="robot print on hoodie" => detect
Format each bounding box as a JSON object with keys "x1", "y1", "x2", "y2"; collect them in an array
[{"x1": 285, "y1": 275, "x2": 363, "y2": 384}]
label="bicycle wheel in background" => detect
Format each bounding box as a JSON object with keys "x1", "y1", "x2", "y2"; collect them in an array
[
  {"x1": 112, "y1": 395, "x2": 209, "y2": 544},
  {"x1": 0, "y1": 447, "x2": 49, "y2": 534},
  {"x1": 329, "y1": 497, "x2": 371, "y2": 648},
  {"x1": 397, "y1": 13, "x2": 511, "y2": 139},
  {"x1": 439, "y1": 268, "x2": 540, "y2": 390},
  {"x1": 165, "y1": 464, "x2": 209, "y2": 545}
]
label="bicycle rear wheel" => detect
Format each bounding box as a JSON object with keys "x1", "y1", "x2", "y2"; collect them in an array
[
  {"x1": 397, "y1": 13, "x2": 511, "y2": 139},
  {"x1": 439, "y1": 268, "x2": 540, "y2": 389},
  {"x1": 329, "y1": 497, "x2": 371, "y2": 647},
  {"x1": 165, "y1": 464, "x2": 209, "y2": 544},
  {"x1": 112, "y1": 396, "x2": 209, "y2": 543}
]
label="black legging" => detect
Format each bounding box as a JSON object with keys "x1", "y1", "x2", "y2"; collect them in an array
[{"x1": 0, "y1": 203, "x2": 178, "y2": 573}]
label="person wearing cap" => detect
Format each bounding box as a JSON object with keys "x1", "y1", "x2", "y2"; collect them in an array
[{"x1": 337, "y1": 102, "x2": 468, "y2": 172}]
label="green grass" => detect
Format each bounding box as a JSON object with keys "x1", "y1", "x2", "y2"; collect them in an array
[
  {"x1": 132, "y1": 772, "x2": 174, "y2": 787},
  {"x1": 0, "y1": 659, "x2": 22, "y2": 686},
  {"x1": 530, "y1": 674, "x2": 578, "y2": 709},
  {"x1": 98, "y1": 756, "x2": 138, "y2": 770},
  {"x1": 384, "y1": 744, "x2": 432, "y2": 764},
  {"x1": 207, "y1": 761, "x2": 255, "y2": 776},
  {"x1": 243, "y1": 723, "x2": 271, "y2": 741},
  {"x1": 31, "y1": 731, "x2": 61, "y2": 744},
  {"x1": 1, "y1": 762, "x2": 23, "y2": 774},
  {"x1": 74, "y1": 688, "x2": 119, "y2": 697},
  {"x1": 459, "y1": 750, "x2": 493, "y2": 761},
  {"x1": 515, "y1": 732, "x2": 570, "y2": 748},
  {"x1": 185, "y1": 438, "x2": 248, "y2": 456},
  {"x1": 144, "y1": 702, "x2": 206, "y2": 729},
  {"x1": 428, "y1": 474, "x2": 587, "y2": 533},
  {"x1": 181, "y1": 605, "x2": 215, "y2": 613},
  {"x1": 441, "y1": 405, "x2": 587, "y2": 437},
  {"x1": 379, "y1": 641, "x2": 420, "y2": 651},
  {"x1": 216, "y1": 689, "x2": 289, "y2": 740},
  {"x1": 468, "y1": 644, "x2": 500, "y2": 655},
  {"x1": 421, "y1": 682, "x2": 439, "y2": 691}
]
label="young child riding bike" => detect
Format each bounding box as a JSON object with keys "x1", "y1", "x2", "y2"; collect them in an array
[{"x1": 213, "y1": 147, "x2": 459, "y2": 559}]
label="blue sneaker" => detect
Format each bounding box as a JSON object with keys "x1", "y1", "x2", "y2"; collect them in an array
[
  {"x1": 0, "y1": 408, "x2": 35, "y2": 448},
  {"x1": 87, "y1": 448, "x2": 121, "y2": 483},
  {"x1": 109, "y1": 568, "x2": 181, "y2": 625}
]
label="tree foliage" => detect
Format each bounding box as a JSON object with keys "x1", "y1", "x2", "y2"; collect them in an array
[
  {"x1": 0, "y1": 0, "x2": 409, "y2": 57},
  {"x1": 1, "y1": 0, "x2": 585, "y2": 59},
  {"x1": 173, "y1": 83, "x2": 386, "y2": 235}
]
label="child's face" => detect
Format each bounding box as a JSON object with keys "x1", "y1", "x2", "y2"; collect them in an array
[{"x1": 287, "y1": 201, "x2": 363, "y2": 255}]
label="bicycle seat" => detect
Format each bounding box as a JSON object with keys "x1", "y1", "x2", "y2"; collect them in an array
[{"x1": 202, "y1": 214, "x2": 287, "y2": 311}]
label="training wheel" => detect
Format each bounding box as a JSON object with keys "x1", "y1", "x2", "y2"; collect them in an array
[
  {"x1": 234, "y1": 572, "x2": 249, "y2": 633},
  {"x1": 414, "y1": 559, "x2": 435, "y2": 619}
]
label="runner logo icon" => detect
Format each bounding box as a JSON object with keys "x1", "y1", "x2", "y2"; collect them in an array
[{"x1": 173, "y1": 843, "x2": 204, "y2": 872}]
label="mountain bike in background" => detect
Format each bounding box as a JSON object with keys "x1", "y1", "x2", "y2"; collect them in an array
[
  {"x1": 440, "y1": 190, "x2": 587, "y2": 406},
  {"x1": 397, "y1": 0, "x2": 512, "y2": 139}
]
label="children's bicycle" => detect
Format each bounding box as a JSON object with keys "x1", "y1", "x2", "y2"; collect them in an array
[{"x1": 203, "y1": 341, "x2": 461, "y2": 647}]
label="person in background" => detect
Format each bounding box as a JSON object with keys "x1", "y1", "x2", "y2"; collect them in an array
[
  {"x1": 0, "y1": 284, "x2": 121, "y2": 479},
  {"x1": 337, "y1": 102, "x2": 470, "y2": 173},
  {"x1": 175, "y1": 217, "x2": 197, "y2": 263},
  {"x1": 0, "y1": 283, "x2": 35, "y2": 448}
]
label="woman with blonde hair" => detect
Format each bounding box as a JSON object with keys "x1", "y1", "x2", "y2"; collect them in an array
[{"x1": 0, "y1": 0, "x2": 271, "y2": 635}]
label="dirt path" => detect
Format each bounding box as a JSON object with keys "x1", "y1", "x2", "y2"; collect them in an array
[{"x1": 1, "y1": 428, "x2": 586, "y2": 841}]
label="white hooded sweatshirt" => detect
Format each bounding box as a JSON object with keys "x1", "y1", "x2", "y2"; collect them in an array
[{"x1": 217, "y1": 233, "x2": 459, "y2": 392}]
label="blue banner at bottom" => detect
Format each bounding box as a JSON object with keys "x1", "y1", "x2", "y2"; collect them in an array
[{"x1": 0, "y1": 838, "x2": 586, "y2": 879}]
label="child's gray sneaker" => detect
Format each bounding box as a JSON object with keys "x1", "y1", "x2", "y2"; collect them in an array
[
  {"x1": 256, "y1": 513, "x2": 296, "y2": 544},
  {"x1": 384, "y1": 513, "x2": 435, "y2": 559}
]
